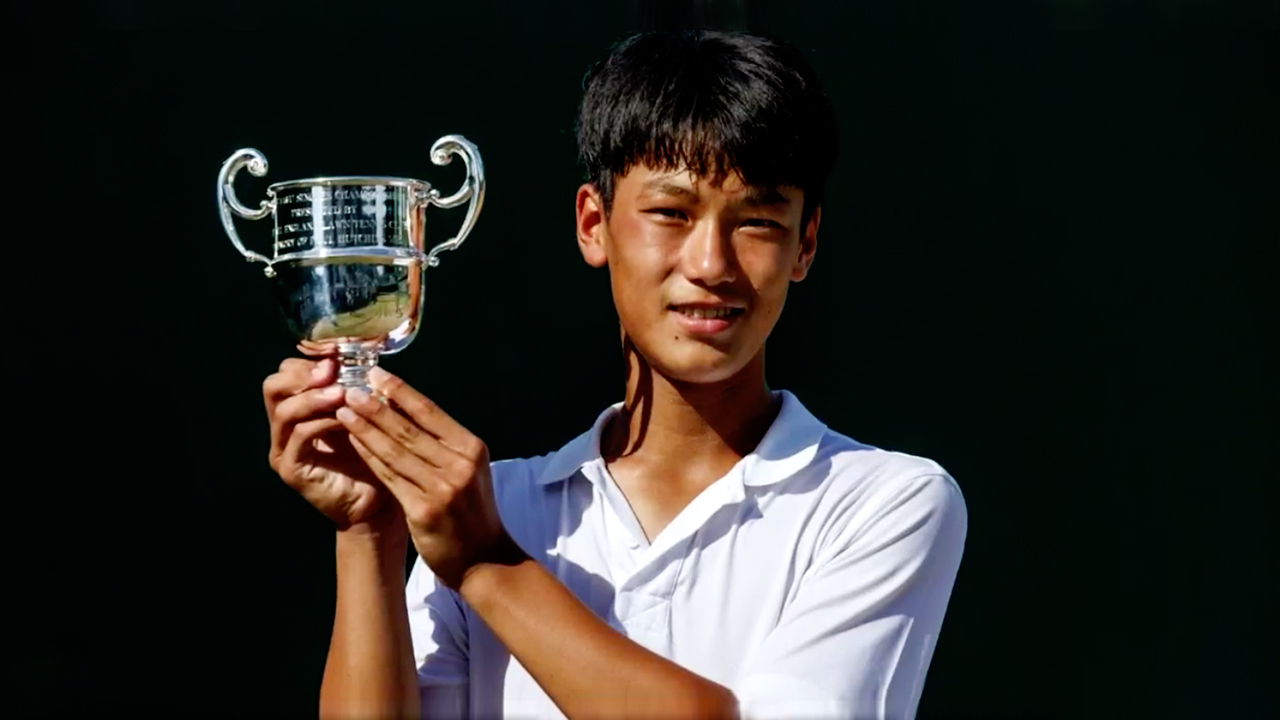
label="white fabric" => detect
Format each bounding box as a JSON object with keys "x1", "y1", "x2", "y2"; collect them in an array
[{"x1": 407, "y1": 391, "x2": 967, "y2": 720}]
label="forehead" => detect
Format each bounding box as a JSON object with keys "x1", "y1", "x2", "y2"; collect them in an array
[{"x1": 619, "y1": 165, "x2": 800, "y2": 205}]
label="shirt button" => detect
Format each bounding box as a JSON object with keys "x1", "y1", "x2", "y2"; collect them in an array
[{"x1": 627, "y1": 539, "x2": 640, "y2": 549}]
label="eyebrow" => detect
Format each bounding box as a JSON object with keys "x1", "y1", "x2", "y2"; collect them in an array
[
  {"x1": 741, "y1": 187, "x2": 790, "y2": 207},
  {"x1": 641, "y1": 179, "x2": 792, "y2": 207},
  {"x1": 642, "y1": 180, "x2": 700, "y2": 201}
]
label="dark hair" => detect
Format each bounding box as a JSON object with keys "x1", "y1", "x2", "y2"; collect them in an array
[{"x1": 576, "y1": 30, "x2": 839, "y2": 223}]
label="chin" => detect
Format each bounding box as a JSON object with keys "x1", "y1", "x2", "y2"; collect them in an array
[{"x1": 642, "y1": 342, "x2": 755, "y2": 385}]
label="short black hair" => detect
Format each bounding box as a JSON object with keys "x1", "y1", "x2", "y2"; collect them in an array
[{"x1": 576, "y1": 30, "x2": 838, "y2": 223}]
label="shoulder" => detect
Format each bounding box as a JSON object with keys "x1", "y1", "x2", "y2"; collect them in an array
[
  {"x1": 766, "y1": 391, "x2": 963, "y2": 519},
  {"x1": 487, "y1": 452, "x2": 561, "y2": 511},
  {"x1": 488, "y1": 453, "x2": 557, "y2": 488},
  {"x1": 807, "y1": 428, "x2": 967, "y2": 552},
  {"x1": 483, "y1": 411, "x2": 603, "y2": 555},
  {"x1": 485, "y1": 404, "x2": 612, "y2": 509},
  {"x1": 820, "y1": 429, "x2": 962, "y2": 499}
]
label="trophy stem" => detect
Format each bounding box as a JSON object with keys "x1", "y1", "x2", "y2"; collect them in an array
[{"x1": 336, "y1": 343, "x2": 380, "y2": 392}]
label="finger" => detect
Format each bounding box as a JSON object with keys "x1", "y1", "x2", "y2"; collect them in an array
[
  {"x1": 270, "y1": 384, "x2": 346, "y2": 462},
  {"x1": 337, "y1": 404, "x2": 443, "y2": 493},
  {"x1": 342, "y1": 386, "x2": 459, "y2": 469},
  {"x1": 348, "y1": 435, "x2": 455, "y2": 533},
  {"x1": 264, "y1": 358, "x2": 335, "y2": 408},
  {"x1": 366, "y1": 367, "x2": 481, "y2": 459},
  {"x1": 277, "y1": 416, "x2": 344, "y2": 481},
  {"x1": 347, "y1": 434, "x2": 428, "y2": 508},
  {"x1": 297, "y1": 340, "x2": 342, "y2": 357},
  {"x1": 265, "y1": 359, "x2": 336, "y2": 453}
]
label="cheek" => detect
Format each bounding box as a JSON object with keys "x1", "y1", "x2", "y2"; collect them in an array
[
  {"x1": 741, "y1": 243, "x2": 795, "y2": 300},
  {"x1": 607, "y1": 219, "x2": 674, "y2": 304},
  {"x1": 607, "y1": 273, "x2": 664, "y2": 341},
  {"x1": 610, "y1": 214, "x2": 674, "y2": 261},
  {"x1": 737, "y1": 250, "x2": 796, "y2": 336}
]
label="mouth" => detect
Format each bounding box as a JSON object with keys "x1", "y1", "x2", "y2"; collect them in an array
[{"x1": 669, "y1": 303, "x2": 746, "y2": 334}]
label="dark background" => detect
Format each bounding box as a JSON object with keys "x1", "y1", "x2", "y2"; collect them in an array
[{"x1": 14, "y1": 0, "x2": 1275, "y2": 717}]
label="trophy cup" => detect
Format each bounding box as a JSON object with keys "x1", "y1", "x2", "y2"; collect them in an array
[{"x1": 217, "y1": 135, "x2": 484, "y2": 391}]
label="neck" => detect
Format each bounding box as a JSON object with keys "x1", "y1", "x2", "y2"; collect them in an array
[{"x1": 601, "y1": 340, "x2": 781, "y2": 477}]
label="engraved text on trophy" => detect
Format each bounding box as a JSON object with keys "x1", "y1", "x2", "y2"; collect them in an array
[{"x1": 272, "y1": 186, "x2": 414, "y2": 254}]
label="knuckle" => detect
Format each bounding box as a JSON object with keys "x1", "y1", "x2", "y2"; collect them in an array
[
  {"x1": 388, "y1": 418, "x2": 417, "y2": 446},
  {"x1": 382, "y1": 373, "x2": 406, "y2": 396},
  {"x1": 380, "y1": 438, "x2": 408, "y2": 464},
  {"x1": 462, "y1": 437, "x2": 487, "y2": 461},
  {"x1": 265, "y1": 361, "x2": 317, "y2": 403},
  {"x1": 422, "y1": 398, "x2": 444, "y2": 419},
  {"x1": 405, "y1": 499, "x2": 437, "y2": 527},
  {"x1": 439, "y1": 482, "x2": 461, "y2": 505},
  {"x1": 263, "y1": 378, "x2": 286, "y2": 407},
  {"x1": 277, "y1": 457, "x2": 299, "y2": 485},
  {"x1": 449, "y1": 455, "x2": 475, "y2": 478},
  {"x1": 364, "y1": 400, "x2": 388, "y2": 422},
  {"x1": 406, "y1": 392, "x2": 438, "y2": 418}
]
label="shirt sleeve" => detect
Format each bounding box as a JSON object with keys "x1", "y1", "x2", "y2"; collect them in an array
[
  {"x1": 734, "y1": 472, "x2": 968, "y2": 720},
  {"x1": 406, "y1": 556, "x2": 470, "y2": 718}
]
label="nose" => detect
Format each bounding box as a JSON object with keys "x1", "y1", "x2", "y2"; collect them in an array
[{"x1": 680, "y1": 218, "x2": 738, "y2": 285}]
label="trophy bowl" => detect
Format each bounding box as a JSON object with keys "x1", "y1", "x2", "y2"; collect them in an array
[{"x1": 217, "y1": 136, "x2": 484, "y2": 390}]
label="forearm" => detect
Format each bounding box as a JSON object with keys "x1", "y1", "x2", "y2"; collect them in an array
[
  {"x1": 460, "y1": 548, "x2": 738, "y2": 720},
  {"x1": 320, "y1": 529, "x2": 420, "y2": 720}
]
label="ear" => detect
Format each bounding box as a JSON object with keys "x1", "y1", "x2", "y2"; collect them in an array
[
  {"x1": 576, "y1": 184, "x2": 609, "y2": 268},
  {"x1": 791, "y1": 206, "x2": 820, "y2": 281}
]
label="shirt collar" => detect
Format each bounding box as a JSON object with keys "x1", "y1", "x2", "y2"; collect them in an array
[{"x1": 535, "y1": 390, "x2": 828, "y2": 488}]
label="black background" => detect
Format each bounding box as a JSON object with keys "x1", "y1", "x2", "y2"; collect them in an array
[{"x1": 14, "y1": 0, "x2": 1276, "y2": 717}]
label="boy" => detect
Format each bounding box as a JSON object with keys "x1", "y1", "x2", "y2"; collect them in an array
[{"x1": 264, "y1": 30, "x2": 966, "y2": 720}]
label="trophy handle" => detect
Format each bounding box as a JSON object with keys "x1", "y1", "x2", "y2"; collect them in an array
[
  {"x1": 422, "y1": 135, "x2": 486, "y2": 267},
  {"x1": 218, "y1": 148, "x2": 276, "y2": 276}
]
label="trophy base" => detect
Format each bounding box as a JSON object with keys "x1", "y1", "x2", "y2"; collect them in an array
[{"x1": 336, "y1": 343, "x2": 379, "y2": 394}]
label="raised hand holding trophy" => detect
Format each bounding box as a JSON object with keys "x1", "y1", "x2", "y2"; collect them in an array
[{"x1": 217, "y1": 136, "x2": 484, "y2": 392}]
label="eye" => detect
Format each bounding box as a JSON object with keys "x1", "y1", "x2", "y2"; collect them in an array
[
  {"x1": 741, "y1": 218, "x2": 784, "y2": 230},
  {"x1": 645, "y1": 208, "x2": 688, "y2": 222}
]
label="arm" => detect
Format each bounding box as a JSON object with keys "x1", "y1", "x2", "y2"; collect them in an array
[
  {"x1": 261, "y1": 357, "x2": 421, "y2": 719},
  {"x1": 339, "y1": 368, "x2": 738, "y2": 720},
  {"x1": 460, "y1": 545, "x2": 738, "y2": 719},
  {"x1": 320, "y1": 528, "x2": 420, "y2": 720}
]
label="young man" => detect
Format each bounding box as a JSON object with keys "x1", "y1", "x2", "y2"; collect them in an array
[{"x1": 263, "y1": 30, "x2": 966, "y2": 720}]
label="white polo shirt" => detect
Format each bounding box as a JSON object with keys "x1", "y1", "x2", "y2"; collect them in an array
[{"x1": 407, "y1": 391, "x2": 967, "y2": 720}]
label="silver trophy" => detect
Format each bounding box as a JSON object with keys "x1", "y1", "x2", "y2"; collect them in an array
[{"x1": 217, "y1": 135, "x2": 484, "y2": 391}]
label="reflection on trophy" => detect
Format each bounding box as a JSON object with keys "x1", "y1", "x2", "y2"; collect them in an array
[{"x1": 217, "y1": 136, "x2": 484, "y2": 391}]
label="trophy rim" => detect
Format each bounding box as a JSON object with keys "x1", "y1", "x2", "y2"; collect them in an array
[
  {"x1": 267, "y1": 176, "x2": 431, "y2": 193},
  {"x1": 271, "y1": 246, "x2": 425, "y2": 267}
]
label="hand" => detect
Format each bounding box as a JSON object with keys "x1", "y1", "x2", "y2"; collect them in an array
[
  {"x1": 264, "y1": 358, "x2": 403, "y2": 536},
  {"x1": 336, "y1": 367, "x2": 521, "y2": 589}
]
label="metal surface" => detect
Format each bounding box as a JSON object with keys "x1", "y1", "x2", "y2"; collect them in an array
[{"x1": 217, "y1": 148, "x2": 275, "y2": 271}]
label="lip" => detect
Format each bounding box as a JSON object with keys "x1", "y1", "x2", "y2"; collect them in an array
[{"x1": 668, "y1": 303, "x2": 746, "y2": 335}]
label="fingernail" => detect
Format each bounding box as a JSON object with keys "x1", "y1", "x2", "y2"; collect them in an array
[
  {"x1": 368, "y1": 367, "x2": 390, "y2": 385},
  {"x1": 346, "y1": 387, "x2": 370, "y2": 405},
  {"x1": 312, "y1": 361, "x2": 328, "y2": 380},
  {"x1": 336, "y1": 407, "x2": 356, "y2": 422},
  {"x1": 320, "y1": 385, "x2": 344, "y2": 400}
]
